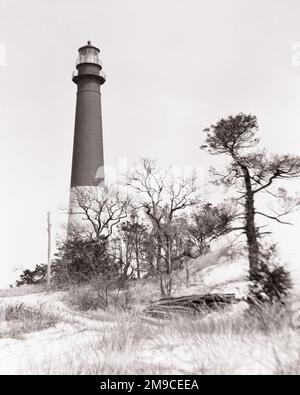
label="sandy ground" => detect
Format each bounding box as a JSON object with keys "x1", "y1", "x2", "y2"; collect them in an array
[
  {"x1": 0, "y1": 290, "x2": 116, "y2": 374},
  {"x1": 1, "y1": 257, "x2": 299, "y2": 375},
  {"x1": 0, "y1": 287, "x2": 299, "y2": 375}
]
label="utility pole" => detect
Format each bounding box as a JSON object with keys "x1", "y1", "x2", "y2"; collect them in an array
[{"x1": 47, "y1": 212, "x2": 52, "y2": 288}]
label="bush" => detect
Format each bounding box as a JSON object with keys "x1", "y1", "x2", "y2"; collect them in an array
[
  {"x1": 248, "y1": 243, "x2": 292, "y2": 304},
  {"x1": 16, "y1": 237, "x2": 130, "y2": 294},
  {"x1": 67, "y1": 278, "x2": 133, "y2": 312},
  {"x1": 66, "y1": 286, "x2": 100, "y2": 311},
  {"x1": 16, "y1": 264, "x2": 47, "y2": 287},
  {"x1": 60, "y1": 238, "x2": 117, "y2": 283},
  {"x1": 0, "y1": 303, "x2": 59, "y2": 339}
]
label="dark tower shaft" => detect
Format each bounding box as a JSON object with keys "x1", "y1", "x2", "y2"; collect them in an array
[{"x1": 71, "y1": 42, "x2": 106, "y2": 187}]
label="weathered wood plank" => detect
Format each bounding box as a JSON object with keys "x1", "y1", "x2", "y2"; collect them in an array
[{"x1": 144, "y1": 293, "x2": 240, "y2": 319}]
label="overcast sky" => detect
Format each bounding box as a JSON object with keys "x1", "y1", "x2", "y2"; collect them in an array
[{"x1": 0, "y1": 0, "x2": 300, "y2": 288}]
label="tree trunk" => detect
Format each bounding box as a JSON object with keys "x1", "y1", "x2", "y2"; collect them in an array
[
  {"x1": 135, "y1": 236, "x2": 141, "y2": 280},
  {"x1": 156, "y1": 233, "x2": 163, "y2": 272},
  {"x1": 165, "y1": 236, "x2": 172, "y2": 274},
  {"x1": 243, "y1": 167, "x2": 260, "y2": 280},
  {"x1": 159, "y1": 272, "x2": 166, "y2": 298},
  {"x1": 185, "y1": 255, "x2": 190, "y2": 287}
]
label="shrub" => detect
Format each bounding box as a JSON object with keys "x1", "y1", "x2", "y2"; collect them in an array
[
  {"x1": 59, "y1": 238, "x2": 117, "y2": 284},
  {"x1": 16, "y1": 264, "x2": 47, "y2": 287},
  {"x1": 248, "y1": 243, "x2": 292, "y2": 304},
  {"x1": 67, "y1": 278, "x2": 133, "y2": 312},
  {"x1": 0, "y1": 303, "x2": 59, "y2": 339},
  {"x1": 66, "y1": 286, "x2": 100, "y2": 311}
]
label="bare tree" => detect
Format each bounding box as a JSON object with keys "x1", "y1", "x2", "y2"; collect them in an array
[
  {"x1": 55, "y1": 186, "x2": 132, "y2": 306},
  {"x1": 201, "y1": 113, "x2": 300, "y2": 280},
  {"x1": 126, "y1": 158, "x2": 202, "y2": 296},
  {"x1": 69, "y1": 186, "x2": 130, "y2": 242}
]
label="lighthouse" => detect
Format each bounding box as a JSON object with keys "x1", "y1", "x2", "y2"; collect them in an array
[
  {"x1": 68, "y1": 42, "x2": 106, "y2": 231},
  {"x1": 71, "y1": 41, "x2": 106, "y2": 187}
]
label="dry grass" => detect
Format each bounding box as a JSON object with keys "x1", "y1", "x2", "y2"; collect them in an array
[
  {"x1": 65, "y1": 285, "x2": 99, "y2": 311},
  {"x1": 130, "y1": 278, "x2": 161, "y2": 306},
  {"x1": 3, "y1": 300, "x2": 299, "y2": 375},
  {"x1": 0, "y1": 303, "x2": 59, "y2": 339},
  {"x1": 0, "y1": 249, "x2": 298, "y2": 375},
  {"x1": 0, "y1": 284, "x2": 46, "y2": 298},
  {"x1": 66, "y1": 283, "x2": 134, "y2": 312}
]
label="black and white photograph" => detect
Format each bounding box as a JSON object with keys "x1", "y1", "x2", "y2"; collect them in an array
[{"x1": 1, "y1": 0, "x2": 300, "y2": 377}]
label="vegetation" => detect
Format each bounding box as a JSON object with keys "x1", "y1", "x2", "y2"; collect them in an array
[
  {"x1": 16, "y1": 264, "x2": 47, "y2": 287},
  {"x1": 248, "y1": 243, "x2": 292, "y2": 304},
  {"x1": 1, "y1": 296, "x2": 299, "y2": 375},
  {"x1": 201, "y1": 113, "x2": 300, "y2": 299},
  {"x1": 15, "y1": 114, "x2": 300, "y2": 306},
  {"x1": 0, "y1": 303, "x2": 59, "y2": 339}
]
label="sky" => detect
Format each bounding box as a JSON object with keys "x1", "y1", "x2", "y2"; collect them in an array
[{"x1": 0, "y1": 0, "x2": 300, "y2": 288}]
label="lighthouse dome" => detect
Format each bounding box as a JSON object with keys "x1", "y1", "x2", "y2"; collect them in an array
[{"x1": 76, "y1": 41, "x2": 102, "y2": 67}]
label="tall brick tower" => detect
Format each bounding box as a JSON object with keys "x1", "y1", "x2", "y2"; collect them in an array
[
  {"x1": 71, "y1": 41, "x2": 106, "y2": 188},
  {"x1": 68, "y1": 42, "x2": 106, "y2": 231}
]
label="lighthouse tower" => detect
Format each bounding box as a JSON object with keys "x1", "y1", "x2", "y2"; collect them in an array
[
  {"x1": 71, "y1": 41, "x2": 106, "y2": 187},
  {"x1": 68, "y1": 42, "x2": 106, "y2": 231}
]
